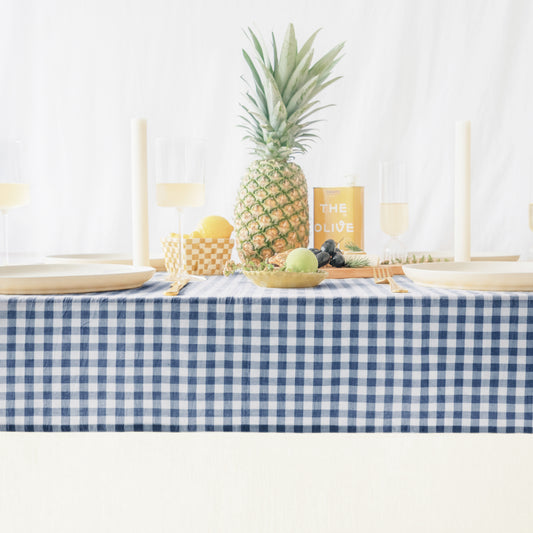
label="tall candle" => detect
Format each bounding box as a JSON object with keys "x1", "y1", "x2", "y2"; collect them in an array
[
  {"x1": 131, "y1": 118, "x2": 150, "y2": 267},
  {"x1": 454, "y1": 120, "x2": 471, "y2": 262}
]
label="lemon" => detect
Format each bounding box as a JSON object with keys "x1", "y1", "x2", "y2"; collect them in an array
[{"x1": 195, "y1": 216, "x2": 234, "y2": 239}]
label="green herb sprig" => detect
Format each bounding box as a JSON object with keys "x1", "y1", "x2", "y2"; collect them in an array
[
  {"x1": 344, "y1": 241, "x2": 363, "y2": 252},
  {"x1": 223, "y1": 260, "x2": 286, "y2": 276},
  {"x1": 344, "y1": 256, "x2": 371, "y2": 268},
  {"x1": 380, "y1": 254, "x2": 450, "y2": 265}
]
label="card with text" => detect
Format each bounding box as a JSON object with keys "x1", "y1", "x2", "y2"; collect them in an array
[{"x1": 313, "y1": 186, "x2": 364, "y2": 249}]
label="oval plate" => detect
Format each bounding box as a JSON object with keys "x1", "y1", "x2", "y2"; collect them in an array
[
  {"x1": 408, "y1": 251, "x2": 520, "y2": 262},
  {"x1": 243, "y1": 270, "x2": 328, "y2": 289},
  {"x1": 45, "y1": 254, "x2": 165, "y2": 271},
  {"x1": 0, "y1": 263, "x2": 155, "y2": 294},
  {"x1": 403, "y1": 261, "x2": 533, "y2": 291}
]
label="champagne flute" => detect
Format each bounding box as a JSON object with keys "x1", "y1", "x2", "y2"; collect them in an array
[
  {"x1": 0, "y1": 141, "x2": 30, "y2": 265},
  {"x1": 379, "y1": 161, "x2": 408, "y2": 263},
  {"x1": 155, "y1": 137, "x2": 206, "y2": 282},
  {"x1": 528, "y1": 172, "x2": 533, "y2": 260}
]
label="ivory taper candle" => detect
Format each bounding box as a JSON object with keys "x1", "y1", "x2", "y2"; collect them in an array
[
  {"x1": 131, "y1": 118, "x2": 150, "y2": 267},
  {"x1": 454, "y1": 120, "x2": 471, "y2": 262}
]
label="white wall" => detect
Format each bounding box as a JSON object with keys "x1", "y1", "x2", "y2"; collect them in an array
[{"x1": 1, "y1": 0, "x2": 532, "y2": 258}]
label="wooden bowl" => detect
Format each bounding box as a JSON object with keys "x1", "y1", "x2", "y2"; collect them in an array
[{"x1": 243, "y1": 270, "x2": 328, "y2": 288}]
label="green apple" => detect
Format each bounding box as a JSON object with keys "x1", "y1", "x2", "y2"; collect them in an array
[{"x1": 285, "y1": 248, "x2": 319, "y2": 273}]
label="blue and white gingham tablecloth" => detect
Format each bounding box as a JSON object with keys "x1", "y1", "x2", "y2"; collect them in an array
[{"x1": 0, "y1": 273, "x2": 532, "y2": 432}]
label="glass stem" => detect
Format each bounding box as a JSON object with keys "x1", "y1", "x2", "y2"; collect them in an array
[
  {"x1": 177, "y1": 207, "x2": 184, "y2": 275},
  {"x1": 2, "y1": 210, "x2": 8, "y2": 266}
]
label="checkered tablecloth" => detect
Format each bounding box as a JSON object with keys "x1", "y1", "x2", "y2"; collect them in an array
[{"x1": 1, "y1": 273, "x2": 532, "y2": 432}]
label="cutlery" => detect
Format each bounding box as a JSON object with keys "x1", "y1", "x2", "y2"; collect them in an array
[
  {"x1": 373, "y1": 267, "x2": 408, "y2": 293},
  {"x1": 164, "y1": 278, "x2": 190, "y2": 296}
]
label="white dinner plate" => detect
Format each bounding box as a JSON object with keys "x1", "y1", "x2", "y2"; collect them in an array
[
  {"x1": 45, "y1": 254, "x2": 166, "y2": 271},
  {"x1": 0, "y1": 263, "x2": 155, "y2": 294},
  {"x1": 403, "y1": 261, "x2": 533, "y2": 291}
]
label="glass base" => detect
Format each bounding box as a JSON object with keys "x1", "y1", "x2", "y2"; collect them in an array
[
  {"x1": 167, "y1": 271, "x2": 206, "y2": 283},
  {"x1": 382, "y1": 237, "x2": 408, "y2": 264},
  {"x1": 525, "y1": 246, "x2": 533, "y2": 262},
  {"x1": 169, "y1": 207, "x2": 206, "y2": 283},
  {"x1": 1, "y1": 209, "x2": 8, "y2": 266}
]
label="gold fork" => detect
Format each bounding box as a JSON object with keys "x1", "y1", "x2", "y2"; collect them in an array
[
  {"x1": 373, "y1": 267, "x2": 408, "y2": 293},
  {"x1": 164, "y1": 278, "x2": 191, "y2": 296},
  {"x1": 373, "y1": 267, "x2": 388, "y2": 284}
]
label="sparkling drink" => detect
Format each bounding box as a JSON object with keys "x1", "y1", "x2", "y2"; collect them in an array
[
  {"x1": 380, "y1": 202, "x2": 409, "y2": 237},
  {"x1": 379, "y1": 161, "x2": 408, "y2": 262},
  {"x1": 0, "y1": 140, "x2": 28, "y2": 264},
  {"x1": 0, "y1": 183, "x2": 30, "y2": 210},
  {"x1": 155, "y1": 137, "x2": 206, "y2": 282},
  {"x1": 156, "y1": 183, "x2": 205, "y2": 208}
]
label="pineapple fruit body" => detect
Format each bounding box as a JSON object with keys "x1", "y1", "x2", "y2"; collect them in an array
[
  {"x1": 235, "y1": 159, "x2": 309, "y2": 264},
  {"x1": 235, "y1": 24, "x2": 343, "y2": 263}
]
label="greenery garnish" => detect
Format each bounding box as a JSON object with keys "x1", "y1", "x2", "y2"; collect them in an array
[
  {"x1": 223, "y1": 260, "x2": 286, "y2": 276},
  {"x1": 344, "y1": 256, "x2": 371, "y2": 268},
  {"x1": 344, "y1": 241, "x2": 363, "y2": 252},
  {"x1": 380, "y1": 254, "x2": 446, "y2": 265}
]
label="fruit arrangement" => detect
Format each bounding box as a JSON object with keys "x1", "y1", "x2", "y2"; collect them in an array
[
  {"x1": 224, "y1": 248, "x2": 328, "y2": 289},
  {"x1": 266, "y1": 240, "x2": 371, "y2": 270},
  {"x1": 225, "y1": 247, "x2": 318, "y2": 276},
  {"x1": 310, "y1": 239, "x2": 345, "y2": 268},
  {"x1": 224, "y1": 237, "x2": 448, "y2": 284},
  {"x1": 309, "y1": 239, "x2": 371, "y2": 268},
  {"x1": 285, "y1": 248, "x2": 318, "y2": 272},
  {"x1": 163, "y1": 215, "x2": 234, "y2": 277},
  {"x1": 195, "y1": 215, "x2": 234, "y2": 239},
  {"x1": 233, "y1": 24, "x2": 344, "y2": 264},
  {"x1": 169, "y1": 215, "x2": 234, "y2": 240}
]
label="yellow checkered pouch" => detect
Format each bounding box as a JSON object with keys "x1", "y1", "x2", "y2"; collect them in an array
[{"x1": 162, "y1": 236, "x2": 234, "y2": 277}]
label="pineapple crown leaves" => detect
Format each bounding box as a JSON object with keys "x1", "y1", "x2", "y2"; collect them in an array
[{"x1": 239, "y1": 24, "x2": 344, "y2": 160}]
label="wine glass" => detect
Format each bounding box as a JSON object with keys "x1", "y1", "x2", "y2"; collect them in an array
[
  {"x1": 526, "y1": 171, "x2": 533, "y2": 261},
  {"x1": 0, "y1": 141, "x2": 30, "y2": 265},
  {"x1": 155, "y1": 137, "x2": 206, "y2": 282},
  {"x1": 379, "y1": 161, "x2": 408, "y2": 263}
]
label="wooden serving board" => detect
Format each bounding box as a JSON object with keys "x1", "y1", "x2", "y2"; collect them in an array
[{"x1": 319, "y1": 264, "x2": 405, "y2": 279}]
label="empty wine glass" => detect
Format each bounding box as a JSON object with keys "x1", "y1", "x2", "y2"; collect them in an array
[
  {"x1": 0, "y1": 141, "x2": 30, "y2": 265},
  {"x1": 379, "y1": 161, "x2": 408, "y2": 263},
  {"x1": 155, "y1": 137, "x2": 206, "y2": 282}
]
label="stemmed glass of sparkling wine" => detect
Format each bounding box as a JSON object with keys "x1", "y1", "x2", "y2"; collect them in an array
[
  {"x1": 379, "y1": 161, "x2": 409, "y2": 263},
  {"x1": 155, "y1": 137, "x2": 206, "y2": 282},
  {"x1": 0, "y1": 140, "x2": 30, "y2": 266},
  {"x1": 529, "y1": 178, "x2": 533, "y2": 260}
]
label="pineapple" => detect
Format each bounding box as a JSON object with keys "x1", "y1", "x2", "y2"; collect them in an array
[{"x1": 234, "y1": 24, "x2": 344, "y2": 263}]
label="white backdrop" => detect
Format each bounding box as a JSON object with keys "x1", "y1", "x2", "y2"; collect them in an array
[{"x1": 1, "y1": 0, "x2": 532, "y2": 259}]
